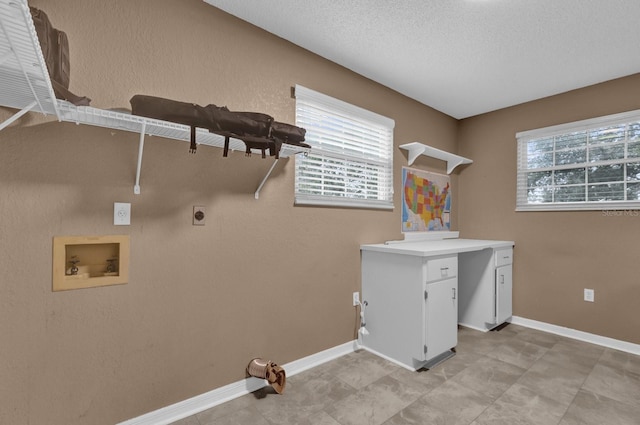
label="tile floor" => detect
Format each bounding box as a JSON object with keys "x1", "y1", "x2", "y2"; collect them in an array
[{"x1": 171, "y1": 324, "x2": 640, "y2": 425}]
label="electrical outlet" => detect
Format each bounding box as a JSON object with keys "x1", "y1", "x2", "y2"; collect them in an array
[
  {"x1": 193, "y1": 206, "x2": 205, "y2": 226},
  {"x1": 114, "y1": 202, "x2": 131, "y2": 226},
  {"x1": 353, "y1": 292, "x2": 360, "y2": 306},
  {"x1": 584, "y1": 288, "x2": 595, "y2": 302}
]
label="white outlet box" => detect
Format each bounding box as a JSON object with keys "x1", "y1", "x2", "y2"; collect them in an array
[
  {"x1": 114, "y1": 202, "x2": 131, "y2": 226},
  {"x1": 353, "y1": 292, "x2": 360, "y2": 306},
  {"x1": 584, "y1": 288, "x2": 595, "y2": 302}
]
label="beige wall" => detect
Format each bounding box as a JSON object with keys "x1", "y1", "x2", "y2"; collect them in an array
[
  {"x1": 0, "y1": 1, "x2": 458, "y2": 424},
  {"x1": 3, "y1": 1, "x2": 638, "y2": 423},
  {"x1": 458, "y1": 74, "x2": 640, "y2": 345}
]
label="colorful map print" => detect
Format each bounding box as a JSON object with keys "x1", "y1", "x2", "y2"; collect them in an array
[{"x1": 402, "y1": 168, "x2": 451, "y2": 232}]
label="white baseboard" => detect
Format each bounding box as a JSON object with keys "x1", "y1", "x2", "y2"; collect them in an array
[
  {"x1": 510, "y1": 316, "x2": 640, "y2": 356},
  {"x1": 116, "y1": 319, "x2": 640, "y2": 424},
  {"x1": 117, "y1": 340, "x2": 359, "y2": 425}
]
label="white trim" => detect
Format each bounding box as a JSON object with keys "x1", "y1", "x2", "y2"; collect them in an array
[
  {"x1": 294, "y1": 85, "x2": 395, "y2": 129},
  {"x1": 400, "y1": 231, "x2": 460, "y2": 242},
  {"x1": 515, "y1": 109, "x2": 640, "y2": 211},
  {"x1": 510, "y1": 316, "x2": 640, "y2": 356},
  {"x1": 117, "y1": 340, "x2": 359, "y2": 425},
  {"x1": 515, "y1": 108, "x2": 640, "y2": 140},
  {"x1": 515, "y1": 201, "x2": 640, "y2": 212},
  {"x1": 294, "y1": 85, "x2": 395, "y2": 209},
  {"x1": 282, "y1": 340, "x2": 360, "y2": 375},
  {"x1": 294, "y1": 194, "x2": 394, "y2": 210}
]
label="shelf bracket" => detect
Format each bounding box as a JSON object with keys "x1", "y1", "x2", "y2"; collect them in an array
[
  {"x1": 255, "y1": 159, "x2": 279, "y2": 199},
  {"x1": 445, "y1": 157, "x2": 468, "y2": 175},
  {"x1": 0, "y1": 100, "x2": 36, "y2": 131},
  {"x1": 134, "y1": 122, "x2": 146, "y2": 195},
  {"x1": 403, "y1": 143, "x2": 424, "y2": 167}
]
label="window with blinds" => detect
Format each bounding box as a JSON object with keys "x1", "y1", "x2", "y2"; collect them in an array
[
  {"x1": 294, "y1": 85, "x2": 395, "y2": 209},
  {"x1": 516, "y1": 109, "x2": 640, "y2": 211}
]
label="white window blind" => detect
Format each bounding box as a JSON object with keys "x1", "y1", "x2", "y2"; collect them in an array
[
  {"x1": 516, "y1": 109, "x2": 640, "y2": 211},
  {"x1": 294, "y1": 85, "x2": 395, "y2": 209}
]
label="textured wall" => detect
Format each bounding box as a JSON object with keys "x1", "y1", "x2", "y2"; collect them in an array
[
  {"x1": 0, "y1": 1, "x2": 457, "y2": 424},
  {"x1": 458, "y1": 74, "x2": 640, "y2": 345}
]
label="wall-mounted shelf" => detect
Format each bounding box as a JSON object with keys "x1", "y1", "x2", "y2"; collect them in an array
[
  {"x1": 0, "y1": 0, "x2": 61, "y2": 130},
  {"x1": 55, "y1": 103, "x2": 310, "y2": 196},
  {"x1": 399, "y1": 142, "x2": 472, "y2": 174},
  {"x1": 52, "y1": 235, "x2": 130, "y2": 291},
  {"x1": 0, "y1": 0, "x2": 309, "y2": 197}
]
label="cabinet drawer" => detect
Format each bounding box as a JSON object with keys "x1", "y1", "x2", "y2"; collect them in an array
[
  {"x1": 495, "y1": 248, "x2": 513, "y2": 266},
  {"x1": 426, "y1": 256, "x2": 458, "y2": 282}
]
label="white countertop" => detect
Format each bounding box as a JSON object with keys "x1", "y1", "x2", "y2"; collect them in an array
[{"x1": 360, "y1": 238, "x2": 514, "y2": 257}]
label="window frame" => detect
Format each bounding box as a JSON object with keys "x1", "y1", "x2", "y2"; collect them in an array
[
  {"x1": 516, "y1": 109, "x2": 640, "y2": 211},
  {"x1": 294, "y1": 85, "x2": 395, "y2": 210}
]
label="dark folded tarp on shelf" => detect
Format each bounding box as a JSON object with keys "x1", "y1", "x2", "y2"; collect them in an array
[{"x1": 130, "y1": 94, "x2": 308, "y2": 158}]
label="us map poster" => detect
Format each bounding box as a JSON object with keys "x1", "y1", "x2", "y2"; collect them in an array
[{"x1": 402, "y1": 167, "x2": 451, "y2": 232}]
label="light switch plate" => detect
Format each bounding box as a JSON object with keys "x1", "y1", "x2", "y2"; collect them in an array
[
  {"x1": 114, "y1": 202, "x2": 131, "y2": 226},
  {"x1": 584, "y1": 288, "x2": 594, "y2": 302}
]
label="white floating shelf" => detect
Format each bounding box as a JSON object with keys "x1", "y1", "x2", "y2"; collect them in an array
[{"x1": 400, "y1": 142, "x2": 472, "y2": 174}]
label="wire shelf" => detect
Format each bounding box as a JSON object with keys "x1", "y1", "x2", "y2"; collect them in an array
[
  {"x1": 55, "y1": 102, "x2": 309, "y2": 158},
  {"x1": 0, "y1": 0, "x2": 59, "y2": 118},
  {"x1": 0, "y1": 0, "x2": 309, "y2": 196}
]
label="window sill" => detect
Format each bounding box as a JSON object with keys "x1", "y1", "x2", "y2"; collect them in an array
[
  {"x1": 516, "y1": 201, "x2": 640, "y2": 212},
  {"x1": 295, "y1": 195, "x2": 394, "y2": 210}
]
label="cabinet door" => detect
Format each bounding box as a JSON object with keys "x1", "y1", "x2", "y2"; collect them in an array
[
  {"x1": 425, "y1": 278, "x2": 458, "y2": 361},
  {"x1": 361, "y1": 251, "x2": 426, "y2": 366},
  {"x1": 495, "y1": 265, "x2": 513, "y2": 324}
]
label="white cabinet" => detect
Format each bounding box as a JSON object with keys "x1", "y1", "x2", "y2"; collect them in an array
[
  {"x1": 360, "y1": 250, "x2": 458, "y2": 370},
  {"x1": 425, "y1": 277, "x2": 458, "y2": 363},
  {"x1": 495, "y1": 248, "x2": 513, "y2": 325},
  {"x1": 360, "y1": 238, "x2": 514, "y2": 369},
  {"x1": 459, "y1": 247, "x2": 514, "y2": 331},
  {"x1": 496, "y1": 264, "x2": 513, "y2": 324}
]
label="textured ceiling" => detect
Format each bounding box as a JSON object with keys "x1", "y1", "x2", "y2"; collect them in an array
[{"x1": 204, "y1": 0, "x2": 640, "y2": 119}]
